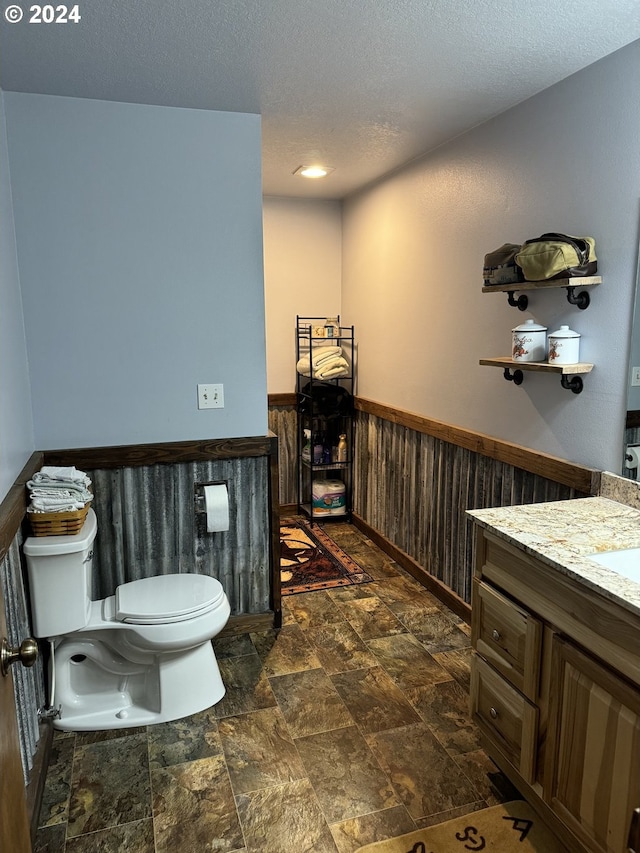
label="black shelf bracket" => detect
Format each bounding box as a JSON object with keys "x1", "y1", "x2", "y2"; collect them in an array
[
  {"x1": 503, "y1": 367, "x2": 524, "y2": 385},
  {"x1": 507, "y1": 291, "x2": 528, "y2": 311},
  {"x1": 560, "y1": 374, "x2": 584, "y2": 394},
  {"x1": 565, "y1": 286, "x2": 590, "y2": 310}
]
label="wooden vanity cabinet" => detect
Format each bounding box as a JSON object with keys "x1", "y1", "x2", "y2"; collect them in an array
[
  {"x1": 546, "y1": 637, "x2": 640, "y2": 853},
  {"x1": 470, "y1": 528, "x2": 640, "y2": 853}
]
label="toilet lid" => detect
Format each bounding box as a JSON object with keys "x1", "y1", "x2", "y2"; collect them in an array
[{"x1": 115, "y1": 574, "x2": 225, "y2": 624}]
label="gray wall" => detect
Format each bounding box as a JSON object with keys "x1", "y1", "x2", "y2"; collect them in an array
[
  {"x1": 0, "y1": 90, "x2": 34, "y2": 499},
  {"x1": 3, "y1": 93, "x2": 267, "y2": 452},
  {"x1": 628, "y1": 260, "x2": 640, "y2": 412},
  {"x1": 343, "y1": 42, "x2": 640, "y2": 473}
]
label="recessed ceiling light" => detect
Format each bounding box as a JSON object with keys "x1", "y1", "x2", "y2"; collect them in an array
[{"x1": 293, "y1": 165, "x2": 335, "y2": 179}]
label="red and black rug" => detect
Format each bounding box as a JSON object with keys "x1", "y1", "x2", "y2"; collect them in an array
[{"x1": 280, "y1": 519, "x2": 373, "y2": 595}]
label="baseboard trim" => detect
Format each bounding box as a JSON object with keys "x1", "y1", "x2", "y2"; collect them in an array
[
  {"x1": 26, "y1": 719, "x2": 54, "y2": 844},
  {"x1": 352, "y1": 512, "x2": 472, "y2": 625},
  {"x1": 278, "y1": 503, "x2": 298, "y2": 516}
]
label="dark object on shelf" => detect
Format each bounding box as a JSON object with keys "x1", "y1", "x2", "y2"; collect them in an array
[
  {"x1": 298, "y1": 380, "x2": 353, "y2": 418},
  {"x1": 483, "y1": 243, "x2": 524, "y2": 286},
  {"x1": 515, "y1": 233, "x2": 597, "y2": 281}
]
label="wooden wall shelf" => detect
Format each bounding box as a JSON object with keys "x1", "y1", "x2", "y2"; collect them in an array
[
  {"x1": 482, "y1": 275, "x2": 601, "y2": 311},
  {"x1": 479, "y1": 357, "x2": 594, "y2": 394}
]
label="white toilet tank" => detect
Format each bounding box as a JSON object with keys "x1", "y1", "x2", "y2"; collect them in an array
[{"x1": 24, "y1": 508, "x2": 98, "y2": 638}]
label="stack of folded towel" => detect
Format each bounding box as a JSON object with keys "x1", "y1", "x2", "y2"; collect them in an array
[
  {"x1": 27, "y1": 466, "x2": 93, "y2": 513},
  {"x1": 296, "y1": 345, "x2": 350, "y2": 379}
]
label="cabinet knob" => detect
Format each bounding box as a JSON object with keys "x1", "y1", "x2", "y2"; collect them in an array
[
  {"x1": 491, "y1": 629, "x2": 501, "y2": 642},
  {"x1": 489, "y1": 707, "x2": 499, "y2": 720}
]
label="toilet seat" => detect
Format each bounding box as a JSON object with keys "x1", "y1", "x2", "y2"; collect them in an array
[{"x1": 116, "y1": 574, "x2": 225, "y2": 624}]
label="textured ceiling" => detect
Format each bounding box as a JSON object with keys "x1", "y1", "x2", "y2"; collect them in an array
[{"x1": 1, "y1": 0, "x2": 639, "y2": 198}]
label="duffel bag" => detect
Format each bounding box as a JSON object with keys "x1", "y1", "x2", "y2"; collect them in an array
[
  {"x1": 515, "y1": 233, "x2": 597, "y2": 281},
  {"x1": 483, "y1": 243, "x2": 523, "y2": 286},
  {"x1": 298, "y1": 381, "x2": 352, "y2": 418}
]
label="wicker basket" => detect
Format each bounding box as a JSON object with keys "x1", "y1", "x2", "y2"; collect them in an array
[{"x1": 28, "y1": 503, "x2": 90, "y2": 537}]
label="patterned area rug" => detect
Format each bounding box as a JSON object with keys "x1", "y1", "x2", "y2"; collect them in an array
[
  {"x1": 280, "y1": 519, "x2": 373, "y2": 595},
  {"x1": 355, "y1": 800, "x2": 567, "y2": 853}
]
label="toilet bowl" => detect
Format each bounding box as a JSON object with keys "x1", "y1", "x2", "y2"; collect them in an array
[{"x1": 23, "y1": 509, "x2": 231, "y2": 731}]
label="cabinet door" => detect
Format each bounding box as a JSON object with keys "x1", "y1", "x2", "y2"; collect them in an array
[{"x1": 545, "y1": 637, "x2": 640, "y2": 853}]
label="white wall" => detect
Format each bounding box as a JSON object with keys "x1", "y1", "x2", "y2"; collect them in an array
[
  {"x1": 0, "y1": 90, "x2": 34, "y2": 500},
  {"x1": 263, "y1": 197, "x2": 342, "y2": 393},
  {"x1": 343, "y1": 42, "x2": 640, "y2": 472},
  {"x1": 4, "y1": 93, "x2": 267, "y2": 449}
]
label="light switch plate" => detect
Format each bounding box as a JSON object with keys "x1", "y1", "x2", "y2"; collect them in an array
[
  {"x1": 197, "y1": 384, "x2": 224, "y2": 409},
  {"x1": 632, "y1": 367, "x2": 640, "y2": 387}
]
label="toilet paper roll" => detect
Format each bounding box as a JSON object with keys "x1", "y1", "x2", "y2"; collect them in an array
[
  {"x1": 203, "y1": 484, "x2": 229, "y2": 532},
  {"x1": 625, "y1": 446, "x2": 640, "y2": 469}
]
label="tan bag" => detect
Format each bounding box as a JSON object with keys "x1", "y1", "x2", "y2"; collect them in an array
[
  {"x1": 483, "y1": 243, "x2": 524, "y2": 286},
  {"x1": 515, "y1": 233, "x2": 597, "y2": 281}
]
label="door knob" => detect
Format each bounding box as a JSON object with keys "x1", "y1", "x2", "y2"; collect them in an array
[{"x1": 1, "y1": 636, "x2": 38, "y2": 676}]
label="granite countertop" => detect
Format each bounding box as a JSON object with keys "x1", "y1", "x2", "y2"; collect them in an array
[{"x1": 467, "y1": 496, "x2": 640, "y2": 617}]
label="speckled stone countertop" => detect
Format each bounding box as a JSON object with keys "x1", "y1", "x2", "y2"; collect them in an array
[{"x1": 467, "y1": 497, "x2": 640, "y2": 618}]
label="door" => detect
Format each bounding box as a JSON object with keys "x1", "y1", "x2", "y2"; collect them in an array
[{"x1": 0, "y1": 579, "x2": 31, "y2": 853}]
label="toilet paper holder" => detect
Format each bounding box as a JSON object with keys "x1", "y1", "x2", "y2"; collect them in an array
[
  {"x1": 194, "y1": 481, "x2": 228, "y2": 512},
  {"x1": 624, "y1": 445, "x2": 640, "y2": 469}
]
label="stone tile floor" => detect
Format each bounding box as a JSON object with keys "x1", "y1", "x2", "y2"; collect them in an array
[{"x1": 34, "y1": 521, "x2": 518, "y2": 853}]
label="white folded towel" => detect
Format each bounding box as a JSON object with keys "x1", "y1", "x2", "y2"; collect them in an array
[
  {"x1": 312, "y1": 345, "x2": 341, "y2": 363},
  {"x1": 297, "y1": 354, "x2": 350, "y2": 379},
  {"x1": 27, "y1": 466, "x2": 92, "y2": 514},
  {"x1": 29, "y1": 497, "x2": 86, "y2": 512},
  {"x1": 29, "y1": 480, "x2": 92, "y2": 499},
  {"x1": 296, "y1": 346, "x2": 342, "y2": 375},
  {"x1": 315, "y1": 357, "x2": 349, "y2": 379},
  {"x1": 29, "y1": 486, "x2": 93, "y2": 502},
  {"x1": 31, "y1": 466, "x2": 91, "y2": 486}
]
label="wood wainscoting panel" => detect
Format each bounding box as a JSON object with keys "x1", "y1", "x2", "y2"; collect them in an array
[
  {"x1": 41, "y1": 436, "x2": 281, "y2": 621},
  {"x1": 43, "y1": 435, "x2": 275, "y2": 468},
  {"x1": 267, "y1": 401, "x2": 297, "y2": 507},
  {"x1": 0, "y1": 452, "x2": 43, "y2": 562},
  {"x1": 353, "y1": 407, "x2": 591, "y2": 604},
  {"x1": 355, "y1": 397, "x2": 599, "y2": 495},
  {"x1": 268, "y1": 396, "x2": 598, "y2": 608}
]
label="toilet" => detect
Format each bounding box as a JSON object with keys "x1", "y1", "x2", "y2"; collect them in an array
[{"x1": 23, "y1": 509, "x2": 230, "y2": 731}]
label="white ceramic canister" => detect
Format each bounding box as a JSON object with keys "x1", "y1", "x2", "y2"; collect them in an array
[
  {"x1": 548, "y1": 325, "x2": 580, "y2": 365},
  {"x1": 512, "y1": 318, "x2": 547, "y2": 362}
]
